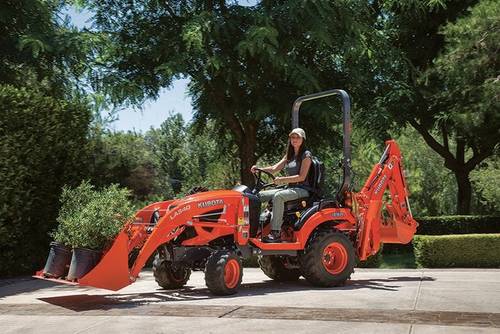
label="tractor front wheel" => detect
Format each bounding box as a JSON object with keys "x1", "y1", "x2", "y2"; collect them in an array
[
  {"x1": 300, "y1": 230, "x2": 355, "y2": 287},
  {"x1": 153, "y1": 253, "x2": 191, "y2": 289},
  {"x1": 258, "y1": 255, "x2": 301, "y2": 281},
  {"x1": 205, "y1": 251, "x2": 243, "y2": 295}
]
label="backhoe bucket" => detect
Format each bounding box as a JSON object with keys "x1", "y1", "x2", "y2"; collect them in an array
[{"x1": 78, "y1": 230, "x2": 132, "y2": 291}]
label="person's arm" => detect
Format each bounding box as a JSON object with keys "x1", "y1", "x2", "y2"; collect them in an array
[
  {"x1": 251, "y1": 156, "x2": 286, "y2": 175},
  {"x1": 275, "y1": 156, "x2": 312, "y2": 185}
]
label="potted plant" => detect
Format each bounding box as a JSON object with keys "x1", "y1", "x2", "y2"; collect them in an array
[
  {"x1": 49, "y1": 181, "x2": 135, "y2": 281},
  {"x1": 42, "y1": 181, "x2": 95, "y2": 278},
  {"x1": 42, "y1": 241, "x2": 73, "y2": 278}
]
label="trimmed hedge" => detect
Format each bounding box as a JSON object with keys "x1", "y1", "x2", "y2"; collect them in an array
[
  {"x1": 413, "y1": 234, "x2": 500, "y2": 268},
  {"x1": 415, "y1": 216, "x2": 500, "y2": 235},
  {"x1": 357, "y1": 244, "x2": 383, "y2": 268},
  {"x1": 0, "y1": 85, "x2": 91, "y2": 276}
]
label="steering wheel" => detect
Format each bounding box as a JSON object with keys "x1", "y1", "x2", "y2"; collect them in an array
[{"x1": 252, "y1": 168, "x2": 276, "y2": 193}]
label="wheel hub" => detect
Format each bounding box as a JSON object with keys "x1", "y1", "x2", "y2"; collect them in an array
[
  {"x1": 322, "y1": 242, "x2": 348, "y2": 275},
  {"x1": 224, "y1": 259, "x2": 240, "y2": 288}
]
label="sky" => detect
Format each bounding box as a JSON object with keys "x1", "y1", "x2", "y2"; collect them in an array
[
  {"x1": 66, "y1": 1, "x2": 258, "y2": 132},
  {"x1": 65, "y1": 7, "x2": 193, "y2": 132}
]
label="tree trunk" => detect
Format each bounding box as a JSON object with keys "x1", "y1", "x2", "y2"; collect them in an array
[
  {"x1": 409, "y1": 120, "x2": 486, "y2": 215},
  {"x1": 239, "y1": 123, "x2": 257, "y2": 187},
  {"x1": 454, "y1": 169, "x2": 472, "y2": 214},
  {"x1": 240, "y1": 144, "x2": 257, "y2": 186}
]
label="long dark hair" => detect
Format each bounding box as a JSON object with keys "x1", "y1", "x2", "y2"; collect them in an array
[{"x1": 286, "y1": 138, "x2": 306, "y2": 162}]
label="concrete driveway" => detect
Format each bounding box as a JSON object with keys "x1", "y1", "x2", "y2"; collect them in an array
[{"x1": 1, "y1": 268, "x2": 499, "y2": 333}]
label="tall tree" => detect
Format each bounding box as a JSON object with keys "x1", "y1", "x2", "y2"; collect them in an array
[
  {"x1": 372, "y1": 0, "x2": 499, "y2": 213},
  {"x1": 82, "y1": 0, "x2": 373, "y2": 185},
  {"x1": 0, "y1": 0, "x2": 95, "y2": 96}
]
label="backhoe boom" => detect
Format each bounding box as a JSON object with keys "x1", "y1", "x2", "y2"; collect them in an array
[{"x1": 355, "y1": 140, "x2": 418, "y2": 260}]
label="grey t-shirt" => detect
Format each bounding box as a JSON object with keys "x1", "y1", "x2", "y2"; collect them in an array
[{"x1": 285, "y1": 150, "x2": 312, "y2": 186}]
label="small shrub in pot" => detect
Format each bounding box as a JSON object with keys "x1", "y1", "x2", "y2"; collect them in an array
[{"x1": 51, "y1": 181, "x2": 135, "y2": 280}]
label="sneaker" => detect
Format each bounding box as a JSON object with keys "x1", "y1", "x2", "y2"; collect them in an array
[{"x1": 262, "y1": 230, "x2": 281, "y2": 243}]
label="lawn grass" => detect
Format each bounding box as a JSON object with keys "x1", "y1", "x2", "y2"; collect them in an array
[{"x1": 379, "y1": 252, "x2": 417, "y2": 269}]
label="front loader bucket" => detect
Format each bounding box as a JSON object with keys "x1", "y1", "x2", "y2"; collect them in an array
[
  {"x1": 34, "y1": 199, "x2": 182, "y2": 290},
  {"x1": 78, "y1": 230, "x2": 132, "y2": 291},
  {"x1": 33, "y1": 230, "x2": 133, "y2": 291}
]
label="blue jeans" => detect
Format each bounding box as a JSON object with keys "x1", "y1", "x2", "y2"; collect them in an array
[{"x1": 259, "y1": 187, "x2": 309, "y2": 230}]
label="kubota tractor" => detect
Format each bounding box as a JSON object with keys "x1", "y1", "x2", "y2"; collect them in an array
[{"x1": 35, "y1": 89, "x2": 417, "y2": 295}]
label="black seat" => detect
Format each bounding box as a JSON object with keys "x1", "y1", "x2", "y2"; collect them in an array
[{"x1": 284, "y1": 156, "x2": 325, "y2": 210}]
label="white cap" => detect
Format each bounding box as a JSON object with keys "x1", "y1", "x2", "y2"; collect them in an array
[{"x1": 289, "y1": 128, "x2": 306, "y2": 139}]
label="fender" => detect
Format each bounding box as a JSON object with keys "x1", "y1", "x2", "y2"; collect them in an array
[
  {"x1": 130, "y1": 191, "x2": 241, "y2": 277},
  {"x1": 295, "y1": 208, "x2": 356, "y2": 247}
]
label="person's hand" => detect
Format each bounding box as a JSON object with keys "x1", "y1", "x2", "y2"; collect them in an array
[
  {"x1": 250, "y1": 165, "x2": 258, "y2": 174},
  {"x1": 274, "y1": 177, "x2": 284, "y2": 185}
]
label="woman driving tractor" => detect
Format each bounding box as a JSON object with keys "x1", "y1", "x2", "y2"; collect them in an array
[{"x1": 251, "y1": 127, "x2": 312, "y2": 243}]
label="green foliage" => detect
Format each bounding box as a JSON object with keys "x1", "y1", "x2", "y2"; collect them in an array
[
  {"x1": 146, "y1": 114, "x2": 239, "y2": 196},
  {"x1": 413, "y1": 234, "x2": 500, "y2": 268},
  {"x1": 415, "y1": 215, "x2": 500, "y2": 235},
  {"x1": 80, "y1": 0, "x2": 382, "y2": 184},
  {"x1": 428, "y1": 0, "x2": 500, "y2": 131},
  {"x1": 0, "y1": 85, "x2": 91, "y2": 276},
  {"x1": 145, "y1": 114, "x2": 187, "y2": 194},
  {"x1": 394, "y1": 127, "x2": 457, "y2": 215},
  {"x1": 87, "y1": 128, "x2": 164, "y2": 200},
  {"x1": 470, "y1": 157, "x2": 500, "y2": 213},
  {"x1": 357, "y1": 245, "x2": 383, "y2": 268},
  {"x1": 347, "y1": 126, "x2": 455, "y2": 215},
  {"x1": 0, "y1": 0, "x2": 98, "y2": 95},
  {"x1": 370, "y1": 0, "x2": 498, "y2": 214},
  {"x1": 379, "y1": 253, "x2": 417, "y2": 269},
  {"x1": 53, "y1": 181, "x2": 135, "y2": 250}
]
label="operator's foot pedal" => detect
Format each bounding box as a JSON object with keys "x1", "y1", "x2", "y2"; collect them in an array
[{"x1": 262, "y1": 233, "x2": 281, "y2": 243}]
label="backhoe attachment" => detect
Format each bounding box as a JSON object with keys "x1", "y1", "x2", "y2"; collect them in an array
[{"x1": 355, "y1": 140, "x2": 418, "y2": 260}]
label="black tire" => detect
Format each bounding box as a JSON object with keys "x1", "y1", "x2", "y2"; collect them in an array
[
  {"x1": 258, "y1": 255, "x2": 301, "y2": 281},
  {"x1": 205, "y1": 251, "x2": 243, "y2": 295},
  {"x1": 300, "y1": 230, "x2": 355, "y2": 287},
  {"x1": 152, "y1": 253, "x2": 191, "y2": 289}
]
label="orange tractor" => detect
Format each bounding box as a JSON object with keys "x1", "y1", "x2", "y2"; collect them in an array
[{"x1": 35, "y1": 89, "x2": 417, "y2": 295}]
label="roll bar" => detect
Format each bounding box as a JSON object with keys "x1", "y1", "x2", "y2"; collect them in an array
[{"x1": 291, "y1": 89, "x2": 352, "y2": 201}]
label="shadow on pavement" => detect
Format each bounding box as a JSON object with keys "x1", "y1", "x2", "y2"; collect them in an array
[
  {"x1": 38, "y1": 275, "x2": 435, "y2": 311},
  {"x1": 345, "y1": 276, "x2": 435, "y2": 291},
  {"x1": 0, "y1": 278, "x2": 61, "y2": 299}
]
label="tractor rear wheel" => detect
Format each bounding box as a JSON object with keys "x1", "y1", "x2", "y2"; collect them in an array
[
  {"x1": 300, "y1": 230, "x2": 355, "y2": 287},
  {"x1": 205, "y1": 251, "x2": 243, "y2": 295},
  {"x1": 258, "y1": 255, "x2": 301, "y2": 281},
  {"x1": 153, "y1": 253, "x2": 191, "y2": 289}
]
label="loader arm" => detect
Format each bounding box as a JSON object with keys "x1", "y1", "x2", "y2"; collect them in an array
[
  {"x1": 355, "y1": 140, "x2": 418, "y2": 261},
  {"x1": 37, "y1": 190, "x2": 244, "y2": 291}
]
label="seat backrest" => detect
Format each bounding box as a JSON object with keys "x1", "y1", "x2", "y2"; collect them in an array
[{"x1": 307, "y1": 156, "x2": 325, "y2": 198}]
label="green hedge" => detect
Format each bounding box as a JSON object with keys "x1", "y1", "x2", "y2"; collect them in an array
[
  {"x1": 357, "y1": 244, "x2": 383, "y2": 268},
  {"x1": 0, "y1": 85, "x2": 91, "y2": 276},
  {"x1": 413, "y1": 234, "x2": 500, "y2": 268},
  {"x1": 415, "y1": 216, "x2": 500, "y2": 235}
]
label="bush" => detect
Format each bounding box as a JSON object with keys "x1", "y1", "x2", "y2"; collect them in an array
[
  {"x1": 413, "y1": 234, "x2": 500, "y2": 268},
  {"x1": 357, "y1": 244, "x2": 383, "y2": 268},
  {"x1": 0, "y1": 85, "x2": 91, "y2": 276},
  {"x1": 415, "y1": 216, "x2": 500, "y2": 235},
  {"x1": 52, "y1": 181, "x2": 135, "y2": 250}
]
